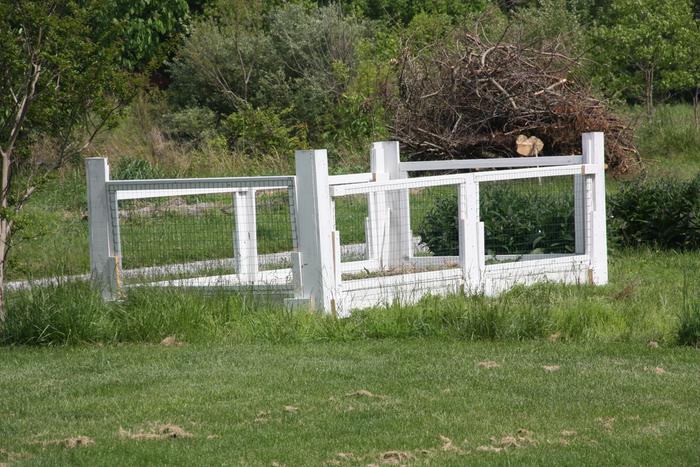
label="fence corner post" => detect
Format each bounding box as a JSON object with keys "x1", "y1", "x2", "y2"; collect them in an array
[
  {"x1": 86, "y1": 157, "x2": 119, "y2": 300},
  {"x1": 379, "y1": 141, "x2": 412, "y2": 266},
  {"x1": 233, "y1": 188, "x2": 258, "y2": 282},
  {"x1": 582, "y1": 132, "x2": 608, "y2": 285},
  {"x1": 459, "y1": 175, "x2": 482, "y2": 294},
  {"x1": 294, "y1": 149, "x2": 335, "y2": 312}
]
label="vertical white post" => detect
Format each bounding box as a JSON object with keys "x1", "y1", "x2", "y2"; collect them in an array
[
  {"x1": 86, "y1": 158, "x2": 119, "y2": 300},
  {"x1": 295, "y1": 149, "x2": 335, "y2": 312},
  {"x1": 370, "y1": 144, "x2": 390, "y2": 268},
  {"x1": 233, "y1": 189, "x2": 258, "y2": 283},
  {"x1": 574, "y1": 171, "x2": 585, "y2": 254},
  {"x1": 582, "y1": 132, "x2": 608, "y2": 285},
  {"x1": 381, "y1": 141, "x2": 412, "y2": 266},
  {"x1": 459, "y1": 176, "x2": 482, "y2": 293}
]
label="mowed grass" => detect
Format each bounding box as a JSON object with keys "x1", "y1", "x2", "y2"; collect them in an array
[{"x1": 1, "y1": 340, "x2": 699, "y2": 466}]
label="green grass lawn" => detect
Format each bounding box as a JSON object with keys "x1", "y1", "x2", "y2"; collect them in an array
[{"x1": 1, "y1": 340, "x2": 698, "y2": 466}]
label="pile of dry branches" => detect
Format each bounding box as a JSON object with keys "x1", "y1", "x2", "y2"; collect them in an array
[{"x1": 388, "y1": 28, "x2": 638, "y2": 174}]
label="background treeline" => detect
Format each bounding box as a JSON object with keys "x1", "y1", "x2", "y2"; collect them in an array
[{"x1": 124, "y1": 0, "x2": 700, "y2": 167}]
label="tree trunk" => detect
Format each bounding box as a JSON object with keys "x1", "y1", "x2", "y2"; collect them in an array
[
  {"x1": 644, "y1": 68, "x2": 655, "y2": 124},
  {"x1": 694, "y1": 88, "x2": 699, "y2": 132},
  {"x1": 0, "y1": 151, "x2": 9, "y2": 323},
  {"x1": 0, "y1": 221, "x2": 8, "y2": 323}
]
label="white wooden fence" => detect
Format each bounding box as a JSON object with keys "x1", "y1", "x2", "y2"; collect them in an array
[{"x1": 87, "y1": 132, "x2": 607, "y2": 316}]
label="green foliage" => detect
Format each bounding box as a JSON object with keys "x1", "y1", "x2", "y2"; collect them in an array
[
  {"x1": 418, "y1": 184, "x2": 575, "y2": 257},
  {"x1": 93, "y1": 0, "x2": 192, "y2": 71},
  {"x1": 163, "y1": 106, "x2": 218, "y2": 141},
  {"x1": 591, "y1": 0, "x2": 699, "y2": 109},
  {"x1": 168, "y1": 2, "x2": 372, "y2": 149},
  {"x1": 609, "y1": 174, "x2": 700, "y2": 250},
  {"x1": 319, "y1": 0, "x2": 489, "y2": 24},
  {"x1": 221, "y1": 106, "x2": 308, "y2": 155}
]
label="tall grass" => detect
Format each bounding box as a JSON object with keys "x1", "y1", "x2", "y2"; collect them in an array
[
  {"x1": 635, "y1": 104, "x2": 700, "y2": 176},
  {"x1": 0, "y1": 272, "x2": 686, "y2": 347},
  {"x1": 678, "y1": 278, "x2": 700, "y2": 347}
]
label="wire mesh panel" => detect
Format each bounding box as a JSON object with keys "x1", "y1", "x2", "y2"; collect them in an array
[
  {"x1": 333, "y1": 194, "x2": 370, "y2": 262},
  {"x1": 256, "y1": 189, "x2": 296, "y2": 271},
  {"x1": 479, "y1": 174, "x2": 576, "y2": 264},
  {"x1": 332, "y1": 178, "x2": 463, "y2": 281},
  {"x1": 411, "y1": 185, "x2": 460, "y2": 258},
  {"x1": 118, "y1": 193, "x2": 236, "y2": 274},
  {"x1": 107, "y1": 177, "x2": 297, "y2": 289}
]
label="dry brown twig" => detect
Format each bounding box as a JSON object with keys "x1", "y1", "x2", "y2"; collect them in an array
[{"x1": 387, "y1": 23, "x2": 639, "y2": 174}]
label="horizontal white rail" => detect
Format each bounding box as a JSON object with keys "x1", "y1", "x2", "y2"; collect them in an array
[
  {"x1": 400, "y1": 155, "x2": 582, "y2": 172},
  {"x1": 106, "y1": 176, "x2": 294, "y2": 199},
  {"x1": 330, "y1": 173, "x2": 468, "y2": 197},
  {"x1": 329, "y1": 173, "x2": 373, "y2": 185},
  {"x1": 472, "y1": 164, "x2": 594, "y2": 182}
]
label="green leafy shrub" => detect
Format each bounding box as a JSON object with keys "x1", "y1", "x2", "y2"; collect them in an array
[
  {"x1": 418, "y1": 184, "x2": 574, "y2": 257},
  {"x1": 163, "y1": 106, "x2": 218, "y2": 141},
  {"x1": 221, "y1": 106, "x2": 308, "y2": 155},
  {"x1": 608, "y1": 174, "x2": 700, "y2": 249}
]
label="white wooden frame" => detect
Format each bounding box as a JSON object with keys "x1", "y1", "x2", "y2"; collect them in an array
[
  {"x1": 86, "y1": 160, "x2": 299, "y2": 298},
  {"x1": 87, "y1": 133, "x2": 608, "y2": 315}
]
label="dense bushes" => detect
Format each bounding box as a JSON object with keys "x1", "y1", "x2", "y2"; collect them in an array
[
  {"x1": 166, "y1": 3, "x2": 373, "y2": 155},
  {"x1": 418, "y1": 183, "x2": 575, "y2": 257},
  {"x1": 419, "y1": 173, "x2": 700, "y2": 255},
  {"x1": 609, "y1": 174, "x2": 700, "y2": 249}
]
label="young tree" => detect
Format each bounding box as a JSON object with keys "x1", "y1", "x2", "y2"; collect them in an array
[
  {"x1": 593, "y1": 0, "x2": 697, "y2": 122},
  {"x1": 0, "y1": 1, "x2": 134, "y2": 320}
]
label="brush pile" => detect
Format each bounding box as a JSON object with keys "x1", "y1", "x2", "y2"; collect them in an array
[{"x1": 388, "y1": 28, "x2": 638, "y2": 174}]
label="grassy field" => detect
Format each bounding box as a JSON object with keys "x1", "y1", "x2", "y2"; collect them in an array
[
  {"x1": 2, "y1": 104, "x2": 700, "y2": 465},
  {"x1": 1, "y1": 340, "x2": 699, "y2": 466}
]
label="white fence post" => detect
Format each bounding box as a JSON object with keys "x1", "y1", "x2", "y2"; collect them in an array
[
  {"x1": 582, "y1": 132, "x2": 608, "y2": 285},
  {"x1": 574, "y1": 173, "x2": 585, "y2": 255},
  {"x1": 380, "y1": 141, "x2": 413, "y2": 266},
  {"x1": 459, "y1": 176, "x2": 482, "y2": 293},
  {"x1": 370, "y1": 144, "x2": 390, "y2": 268},
  {"x1": 295, "y1": 149, "x2": 335, "y2": 312},
  {"x1": 86, "y1": 158, "x2": 119, "y2": 299},
  {"x1": 233, "y1": 189, "x2": 258, "y2": 282}
]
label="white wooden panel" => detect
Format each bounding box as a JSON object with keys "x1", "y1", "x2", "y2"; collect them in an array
[
  {"x1": 328, "y1": 173, "x2": 373, "y2": 185},
  {"x1": 400, "y1": 155, "x2": 582, "y2": 172},
  {"x1": 233, "y1": 189, "x2": 258, "y2": 280},
  {"x1": 336, "y1": 268, "x2": 464, "y2": 317}
]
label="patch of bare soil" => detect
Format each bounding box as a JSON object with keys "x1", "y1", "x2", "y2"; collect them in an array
[
  {"x1": 647, "y1": 341, "x2": 659, "y2": 349},
  {"x1": 206, "y1": 434, "x2": 220, "y2": 440},
  {"x1": 543, "y1": 365, "x2": 561, "y2": 373},
  {"x1": 644, "y1": 366, "x2": 666, "y2": 375},
  {"x1": 37, "y1": 436, "x2": 94, "y2": 449},
  {"x1": 547, "y1": 332, "x2": 561, "y2": 343},
  {"x1": 345, "y1": 389, "x2": 385, "y2": 399},
  {"x1": 160, "y1": 336, "x2": 183, "y2": 347},
  {"x1": 438, "y1": 435, "x2": 464, "y2": 453},
  {"x1": 255, "y1": 411, "x2": 271, "y2": 423},
  {"x1": 561, "y1": 430, "x2": 577, "y2": 437},
  {"x1": 283, "y1": 405, "x2": 299, "y2": 413},
  {"x1": 119, "y1": 424, "x2": 192, "y2": 440},
  {"x1": 476, "y1": 445, "x2": 503, "y2": 453},
  {"x1": 377, "y1": 450, "x2": 413, "y2": 465},
  {"x1": 477, "y1": 360, "x2": 500, "y2": 369},
  {"x1": 478, "y1": 428, "x2": 538, "y2": 453},
  {"x1": 324, "y1": 452, "x2": 356, "y2": 465},
  {"x1": 596, "y1": 417, "x2": 615, "y2": 431}
]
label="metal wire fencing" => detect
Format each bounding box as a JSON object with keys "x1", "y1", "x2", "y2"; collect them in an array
[{"x1": 106, "y1": 177, "x2": 297, "y2": 288}]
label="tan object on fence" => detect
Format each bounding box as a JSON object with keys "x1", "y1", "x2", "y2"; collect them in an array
[{"x1": 516, "y1": 135, "x2": 544, "y2": 156}]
